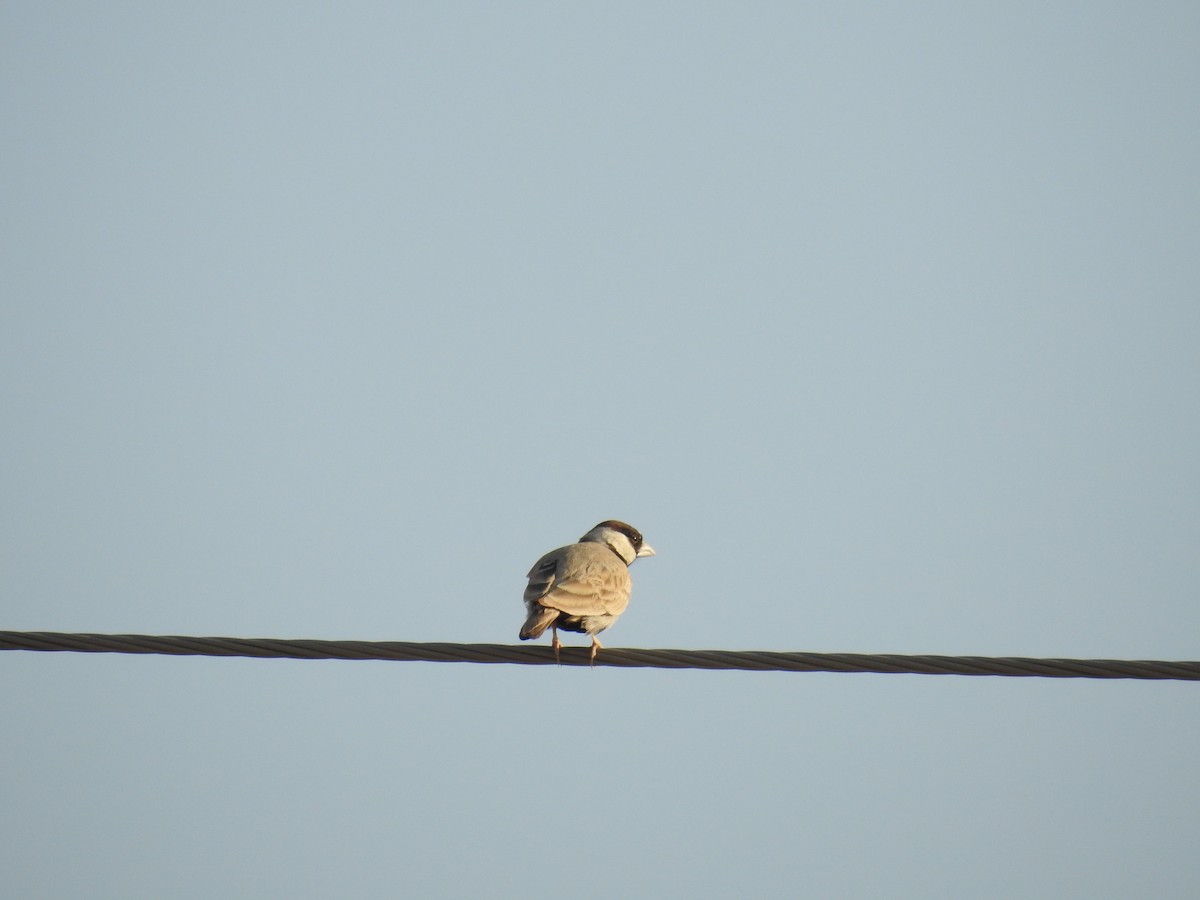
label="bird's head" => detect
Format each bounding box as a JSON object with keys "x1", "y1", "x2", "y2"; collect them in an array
[{"x1": 580, "y1": 520, "x2": 656, "y2": 565}]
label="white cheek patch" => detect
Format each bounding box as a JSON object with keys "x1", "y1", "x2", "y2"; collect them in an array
[
  {"x1": 580, "y1": 525, "x2": 639, "y2": 565},
  {"x1": 603, "y1": 534, "x2": 636, "y2": 565}
]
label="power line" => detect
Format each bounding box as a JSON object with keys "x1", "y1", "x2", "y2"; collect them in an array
[{"x1": 1, "y1": 631, "x2": 1197, "y2": 680}]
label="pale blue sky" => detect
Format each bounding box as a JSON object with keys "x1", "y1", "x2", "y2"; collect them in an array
[{"x1": 3, "y1": 3, "x2": 1199, "y2": 898}]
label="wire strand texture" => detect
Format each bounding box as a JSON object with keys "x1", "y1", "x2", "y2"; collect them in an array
[{"x1": 1, "y1": 631, "x2": 1198, "y2": 680}]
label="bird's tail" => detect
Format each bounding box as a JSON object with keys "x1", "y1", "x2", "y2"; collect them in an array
[{"x1": 519, "y1": 606, "x2": 558, "y2": 640}]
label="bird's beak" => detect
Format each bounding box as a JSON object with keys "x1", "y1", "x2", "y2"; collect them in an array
[{"x1": 637, "y1": 542, "x2": 656, "y2": 558}]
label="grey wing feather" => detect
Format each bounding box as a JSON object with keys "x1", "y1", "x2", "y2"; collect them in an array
[{"x1": 524, "y1": 556, "x2": 559, "y2": 603}]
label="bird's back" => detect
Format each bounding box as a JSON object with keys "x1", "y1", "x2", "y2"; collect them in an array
[{"x1": 524, "y1": 542, "x2": 632, "y2": 616}]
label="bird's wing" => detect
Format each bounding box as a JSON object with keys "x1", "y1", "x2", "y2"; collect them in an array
[
  {"x1": 524, "y1": 555, "x2": 559, "y2": 603},
  {"x1": 524, "y1": 545, "x2": 631, "y2": 617}
]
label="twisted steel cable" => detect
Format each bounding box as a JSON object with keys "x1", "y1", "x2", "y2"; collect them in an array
[{"x1": 1, "y1": 631, "x2": 1198, "y2": 680}]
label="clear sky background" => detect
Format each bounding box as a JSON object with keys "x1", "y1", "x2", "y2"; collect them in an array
[{"x1": 3, "y1": 3, "x2": 1198, "y2": 898}]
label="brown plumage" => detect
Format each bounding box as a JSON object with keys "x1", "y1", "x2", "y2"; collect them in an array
[{"x1": 519, "y1": 520, "x2": 655, "y2": 663}]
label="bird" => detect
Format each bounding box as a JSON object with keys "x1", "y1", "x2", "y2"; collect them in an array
[{"x1": 519, "y1": 520, "x2": 656, "y2": 664}]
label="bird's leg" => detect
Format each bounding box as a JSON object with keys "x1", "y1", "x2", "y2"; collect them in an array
[
  {"x1": 552, "y1": 627, "x2": 562, "y2": 665},
  {"x1": 589, "y1": 635, "x2": 604, "y2": 667}
]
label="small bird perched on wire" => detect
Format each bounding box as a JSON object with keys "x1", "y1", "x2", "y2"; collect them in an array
[{"x1": 519, "y1": 520, "x2": 656, "y2": 663}]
